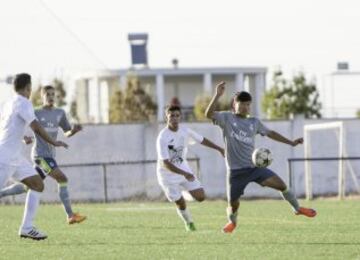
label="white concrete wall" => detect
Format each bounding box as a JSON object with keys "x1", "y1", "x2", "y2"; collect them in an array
[{"x1": 4, "y1": 118, "x2": 360, "y2": 203}]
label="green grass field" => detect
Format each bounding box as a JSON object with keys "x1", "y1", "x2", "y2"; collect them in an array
[{"x1": 0, "y1": 200, "x2": 359, "y2": 260}]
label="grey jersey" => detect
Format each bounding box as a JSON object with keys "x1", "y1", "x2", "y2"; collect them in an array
[
  {"x1": 32, "y1": 107, "x2": 71, "y2": 158},
  {"x1": 213, "y1": 111, "x2": 270, "y2": 170}
]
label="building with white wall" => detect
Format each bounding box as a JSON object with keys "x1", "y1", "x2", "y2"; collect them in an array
[
  {"x1": 5, "y1": 117, "x2": 358, "y2": 203},
  {"x1": 72, "y1": 66, "x2": 267, "y2": 123},
  {"x1": 0, "y1": 83, "x2": 14, "y2": 106}
]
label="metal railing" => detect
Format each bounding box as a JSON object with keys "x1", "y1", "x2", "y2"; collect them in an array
[
  {"x1": 60, "y1": 158, "x2": 200, "y2": 202},
  {"x1": 288, "y1": 157, "x2": 360, "y2": 200}
]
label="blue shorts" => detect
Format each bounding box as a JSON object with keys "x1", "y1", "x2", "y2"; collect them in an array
[
  {"x1": 228, "y1": 167, "x2": 276, "y2": 201},
  {"x1": 34, "y1": 157, "x2": 58, "y2": 179}
]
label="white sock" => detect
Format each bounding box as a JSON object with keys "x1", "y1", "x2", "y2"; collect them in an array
[
  {"x1": 176, "y1": 208, "x2": 193, "y2": 224},
  {"x1": 281, "y1": 188, "x2": 300, "y2": 212},
  {"x1": 20, "y1": 190, "x2": 41, "y2": 230}
]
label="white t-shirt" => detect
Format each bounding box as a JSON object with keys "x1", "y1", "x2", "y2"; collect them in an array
[
  {"x1": 0, "y1": 94, "x2": 35, "y2": 166},
  {"x1": 156, "y1": 125, "x2": 204, "y2": 182}
]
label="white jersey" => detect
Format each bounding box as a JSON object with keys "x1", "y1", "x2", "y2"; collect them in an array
[
  {"x1": 156, "y1": 125, "x2": 204, "y2": 182},
  {"x1": 0, "y1": 95, "x2": 36, "y2": 166}
]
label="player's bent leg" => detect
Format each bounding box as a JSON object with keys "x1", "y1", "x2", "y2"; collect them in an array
[
  {"x1": 261, "y1": 175, "x2": 317, "y2": 218},
  {"x1": 49, "y1": 168, "x2": 87, "y2": 224},
  {"x1": 21, "y1": 175, "x2": 44, "y2": 192},
  {"x1": 49, "y1": 168, "x2": 68, "y2": 183},
  {"x1": 189, "y1": 188, "x2": 205, "y2": 202},
  {"x1": 260, "y1": 175, "x2": 287, "y2": 191}
]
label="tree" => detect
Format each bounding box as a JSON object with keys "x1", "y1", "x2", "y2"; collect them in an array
[
  {"x1": 193, "y1": 94, "x2": 232, "y2": 121},
  {"x1": 30, "y1": 87, "x2": 42, "y2": 107},
  {"x1": 109, "y1": 90, "x2": 125, "y2": 123},
  {"x1": 30, "y1": 78, "x2": 67, "y2": 108},
  {"x1": 109, "y1": 74, "x2": 157, "y2": 123},
  {"x1": 262, "y1": 70, "x2": 322, "y2": 119},
  {"x1": 70, "y1": 100, "x2": 80, "y2": 122},
  {"x1": 53, "y1": 78, "x2": 67, "y2": 107}
]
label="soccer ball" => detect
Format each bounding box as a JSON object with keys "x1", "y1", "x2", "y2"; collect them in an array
[{"x1": 252, "y1": 148, "x2": 273, "y2": 168}]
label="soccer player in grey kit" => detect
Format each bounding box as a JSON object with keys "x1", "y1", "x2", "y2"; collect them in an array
[
  {"x1": 0, "y1": 85, "x2": 86, "y2": 224},
  {"x1": 205, "y1": 81, "x2": 316, "y2": 233}
]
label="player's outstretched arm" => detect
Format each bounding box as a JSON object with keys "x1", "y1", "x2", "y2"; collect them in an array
[
  {"x1": 201, "y1": 138, "x2": 225, "y2": 157},
  {"x1": 267, "y1": 130, "x2": 303, "y2": 147},
  {"x1": 162, "y1": 160, "x2": 195, "y2": 181},
  {"x1": 205, "y1": 81, "x2": 226, "y2": 119},
  {"x1": 65, "y1": 124, "x2": 82, "y2": 138},
  {"x1": 30, "y1": 120, "x2": 68, "y2": 148}
]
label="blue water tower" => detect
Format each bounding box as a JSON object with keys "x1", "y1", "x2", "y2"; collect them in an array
[{"x1": 128, "y1": 33, "x2": 148, "y2": 67}]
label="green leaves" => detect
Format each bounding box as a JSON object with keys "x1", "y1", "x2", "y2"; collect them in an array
[
  {"x1": 193, "y1": 95, "x2": 231, "y2": 121},
  {"x1": 262, "y1": 70, "x2": 322, "y2": 119},
  {"x1": 109, "y1": 75, "x2": 157, "y2": 123},
  {"x1": 30, "y1": 78, "x2": 67, "y2": 108}
]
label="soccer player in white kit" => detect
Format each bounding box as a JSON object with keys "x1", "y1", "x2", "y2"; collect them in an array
[
  {"x1": 0, "y1": 85, "x2": 86, "y2": 225},
  {"x1": 156, "y1": 105, "x2": 224, "y2": 231},
  {"x1": 0, "y1": 73, "x2": 68, "y2": 240}
]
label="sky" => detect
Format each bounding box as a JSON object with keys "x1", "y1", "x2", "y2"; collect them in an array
[{"x1": 1, "y1": 0, "x2": 360, "y2": 116}]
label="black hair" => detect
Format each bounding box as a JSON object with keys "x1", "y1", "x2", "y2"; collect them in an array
[
  {"x1": 41, "y1": 85, "x2": 55, "y2": 93},
  {"x1": 165, "y1": 105, "x2": 182, "y2": 114},
  {"x1": 14, "y1": 73, "x2": 31, "y2": 92},
  {"x1": 234, "y1": 91, "x2": 252, "y2": 102}
]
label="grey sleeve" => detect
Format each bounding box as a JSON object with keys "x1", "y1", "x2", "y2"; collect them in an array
[
  {"x1": 59, "y1": 111, "x2": 72, "y2": 132},
  {"x1": 256, "y1": 118, "x2": 270, "y2": 136},
  {"x1": 213, "y1": 111, "x2": 228, "y2": 129}
]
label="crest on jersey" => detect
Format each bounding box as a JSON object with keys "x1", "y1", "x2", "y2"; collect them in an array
[{"x1": 249, "y1": 123, "x2": 254, "y2": 131}]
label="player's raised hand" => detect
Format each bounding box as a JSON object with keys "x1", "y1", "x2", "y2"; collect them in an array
[
  {"x1": 184, "y1": 172, "x2": 195, "y2": 182},
  {"x1": 292, "y1": 138, "x2": 303, "y2": 146},
  {"x1": 54, "y1": 140, "x2": 69, "y2": 149},
  {"x1": 215, "y1": 81, "x2": 226, "y2": 97}
]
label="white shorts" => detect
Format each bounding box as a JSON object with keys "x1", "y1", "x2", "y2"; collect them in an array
[
  {"x1": 0, "y1": 158, "x2": 37, "y2": 188},
  {"x1": 159, "y1": 176, "x2": 203, "y2": 202}
]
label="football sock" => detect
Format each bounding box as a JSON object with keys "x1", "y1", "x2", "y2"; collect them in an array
[
  {"x1": 20, "y1": 190, "x2": 41, "y2": 230},
  {"x1": 176, "y1": 208, "x2": 193, "y2": 224},
  {"x1": 227, "y1": 207, "x2": 238, "y2": 224},
  {"x1": 59, "y1": 183, "x2": 74, "y2": 217},
  {"x1": 281, "y1": 188, "x2": 300, "y2": 212},
  {"x1": 0, "y1": 183, "x2": 27, "y2": 198}
]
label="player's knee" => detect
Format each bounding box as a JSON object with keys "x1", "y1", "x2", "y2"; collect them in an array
[
  {"x1": 276, "y1": 181, "x2": 287, "y2": 192},
  {"x1": 196, "y1": 194, "x2": 206, "y2": 202},
  {"x1": 175, "y1": 197, "x2": 186, "y2": 210},
  {"x1": 56, "y1": 174, "x2": 68, "y2": 183},
  {"x1": 176, "y1": 203, "x2": 186, "y2": 210},
  {"x1": 32, "y1": 180, "x2": 44, "y2": 192},
  {"x1": 23, "y1": 175, "x2": 44, "y2": 192},
  {"x1": 279, "y1": 184, "x2": 287, "y2": 192}
]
